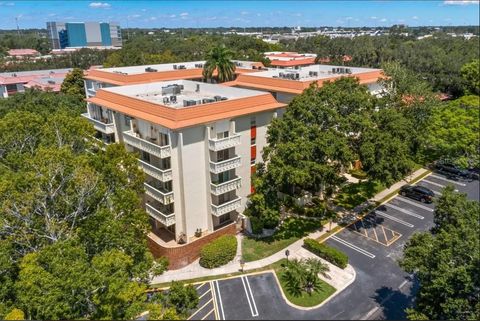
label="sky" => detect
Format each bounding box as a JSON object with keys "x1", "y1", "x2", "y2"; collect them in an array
[{"x1": 0, "y1": 1, "x2": 479, "y2": 30}]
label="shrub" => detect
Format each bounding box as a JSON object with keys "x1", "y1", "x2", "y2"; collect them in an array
[
  {"x1": 303, "y1": 238, "x2": 348, "y2": 269},
  {"x1": 199, "y1": 235, "x2": 237, "y2": 268},
  {"x1": 249, "y1": 216, "x2": 264, "y2": 234},
  {"x1": 349, "y1": 169, "x2": 368, "y2": 179},
  {"x1": 151, "y1": 256, "x2": 169, "y2": 276},
  {"x1": 4, "y1": 309, "x2": 25, "y2": 320}
]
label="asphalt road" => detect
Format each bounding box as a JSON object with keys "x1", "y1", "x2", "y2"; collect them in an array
[{"x1": 188, "y1": 172, "x2": 479, "y2": 320}]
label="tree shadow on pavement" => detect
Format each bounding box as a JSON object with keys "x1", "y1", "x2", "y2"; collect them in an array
[{"x1": 371, "y1": 277, "x2": 419, "y2": 320}]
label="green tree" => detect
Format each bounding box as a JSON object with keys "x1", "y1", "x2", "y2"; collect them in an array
[
  {"x1": 425, "y1": 95, "x2": 480, "y2": 166},
  {"x1": 461, "y1": 59, "x2": 479, "y2": 95},
  {"x1": 282, "y1": 258, "x2": 330, "y2": 296},
  {"x1": 164, "y1": 281, "x2": 199, "y2": 316},
  {"x1": 400, "y1": 186, "x2": 480, "y2": 320},
  {"x1": 4, "y1": 308, "x2": 24, "y2": 320},
  {"x1": 60, "y1": 68, "x2": 86, "y2": 100},
  {"x1": 202, "y1": 46, "x2": 236, "y2": 82}
]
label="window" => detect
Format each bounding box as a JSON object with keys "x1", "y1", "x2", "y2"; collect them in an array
[
  {"x1": 250, "y1": 117, "x2": 256, "y2": 127},
  {"x1": 219, "y1": 213, "x2": 231, "y2": 224},
  {"x1": 217, "y1": 131, "x2": 229, "y2": 139},
  {"x1": 124, "y1": 115, "x2": 131, "y2": 127},
  {"x1": 217, "y1": 149, "x2": 229, "y2": 162},
  {"x1": 251, "y1": 137, "x2": 256, "y2": 145}
]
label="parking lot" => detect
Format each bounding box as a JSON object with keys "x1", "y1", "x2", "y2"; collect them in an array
[{"x1": 187, "y1": 171, "x2": 478, "y2": 320}]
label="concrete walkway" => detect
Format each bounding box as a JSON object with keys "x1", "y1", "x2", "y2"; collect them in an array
[{"x1": 150, "y1": 167, "x2": 430, "y2": 285}]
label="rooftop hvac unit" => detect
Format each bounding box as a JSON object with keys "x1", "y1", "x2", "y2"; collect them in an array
[
  {"x1": 346, "y1": 68, "x2": 352, "y2": 74},
  {"x1": 202, "y1": 98, "x2": 215, "y2": 104},
  {"x1": 163, "y1": 97, "x2": 170, "y2": 104},
  {"x1": 279, "y1": 72, "x2": 285, "y2": 78},
  {"x1": 47, "y1": 80, "x2": 56, "y2": 85},
  {"x1": 178, "y1": 65, "x2": 186, "y2": 69},
  {"x1": 196, "y1": 84, "x2": 200, "y2": 92},
  {"x1": 183, "y1": 99, "x2": 197, "y2": 107},
  {"x1": 173, "y1": 65, "x2": 177, "y2": 69},
  {"x1": 145, "y1": 67, "x2": 157, "y2": 72},
  {"x1": 170, "y1": 95, "x2": 177, "y2": 103},
  {"x1": 220, "y1": 97, "x2": 228, "y2": 101},
  {"x1": 214, "y1": 95, "x2": 222, "y2": 101},
  {"x1": 332, "y1": 67, "x2": 336, "y2": 74},
  {"x1": 295, "y1": 73, "x2": 300, "y2": 80}
]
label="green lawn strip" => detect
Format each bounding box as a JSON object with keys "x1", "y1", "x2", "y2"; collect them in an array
[
  {"x1": 334, "y1": 180, "x2": 385, "y2": 210},
  {"x1": 271, "y1": 259, "x2": 336, "y2": 307}
]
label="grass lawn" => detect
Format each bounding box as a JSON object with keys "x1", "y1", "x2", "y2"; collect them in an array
[
  {"x1": 272, "y1": 259, "x2": 336, "y2": 307},
  {"x1": 242, "y1": 217, "x2": 322, "y2": 262},
  {"x1": 334, "y1": 180, "x2": 385, "y2": 210}
]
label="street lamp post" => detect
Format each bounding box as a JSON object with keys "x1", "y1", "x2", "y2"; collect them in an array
[
  {"x1": 240, "y1": 258, "x2": 245, "y2": 272},
  {"x1": 285, "y1": 249, "x2": 290, "y2": 262}
]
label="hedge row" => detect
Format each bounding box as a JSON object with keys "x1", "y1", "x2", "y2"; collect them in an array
[
  {"x1": 349, "y1": 169, "x2": 368, "y2": 179},
  {"x1": 199, "y1": 235, "x2": 237, "y2": 269},
  {"x1": 303, "y1": 238, "x2": 348, "y2": 269}
]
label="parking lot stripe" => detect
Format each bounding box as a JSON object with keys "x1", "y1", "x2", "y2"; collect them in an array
[
  {"x1": 330, "y1": 235, "x2": 376, "y2": 258},
  {"x1": 201, "y1": 309, "x2": 215, "y2": 320},
  {"x1": 422, "y1": 179, "x2": 458, "y2": 191},
  {"x1": 199, "y1": 289, "x2": 211, "y2": 300},
  {"x1": 241, "y1": 276, "x2": 259, "y2": 317},
  {"x1": 384, "y1": 203, "x2": 424, "y2": 219},
  {"x1": 210, "y1": 281, "x2": 219, "y2": 320},
  {"x1": 395, "y1": 196, "x2": 434, "y2": 212},
  {"x1": 430, "y1": 174, "x2": 466, "y2": 186},
  {"x1": 375, "y1": 211, "x2": 414, "y2": 227},
  {"x1": 188, "y1": 299, "x2": 213, "y2": 320},
  {"x1": 196, "y1": 282, "x2": 207, "y2": 291},
  {"x1": 214, "y1": 281, "x2": 225, "y2": 320}
]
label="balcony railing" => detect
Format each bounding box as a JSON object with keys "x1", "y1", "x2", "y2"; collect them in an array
[
  {"x1": 86, "y1": 88, "x2": 96, "y2": 97},
  {"x1": 209, "y1": 134, "x2": 241, "y2": 151},
  {"x1": 146, "y1": 203, "x2": 175, "y2": 227},
  {"x1": 211, "y1": 177, "x2": 242, "y2": 196},
  {"x1": 123, "y1": 130, "x2": 171, "y2": 158},
  {"x1": 81, "y1": 113, "x2": 114, "y2": 134},
  {"x1": 138, "y1": 159, "x2": 173, "y2": 182},
  {"x1": 144, "y1": 182, "x2": 174, "y2": 205},
  {"x1": 211, "y1": 197, "x2": 242, "y2": 217},
  {"x1": 209, "y1": 156, "x2": 241, "y2": 174}
]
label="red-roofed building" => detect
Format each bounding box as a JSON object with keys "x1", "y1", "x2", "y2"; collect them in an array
[
  {"x1": 264, "y1": 51, "x2": 317, "y2": 68},
  {"x1": 7, "y1": 49, "x2": 40, "y2": 58}
]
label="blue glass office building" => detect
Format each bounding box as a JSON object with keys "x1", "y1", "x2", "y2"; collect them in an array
[{"x1": 47, "y1": 21, "x2": 122, "y2": 49}]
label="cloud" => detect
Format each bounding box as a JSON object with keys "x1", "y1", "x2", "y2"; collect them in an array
[
  {"x1": 179, "y1": 12, "x2": 189, "y2": 16},
  {"x1": 169, "y1": 14, "x2": 176, "y2": 18},
  {"x1": 379, "y1": 18, "x2": 388, "y2": 22},
  {"x1": 443, "y1": 0, "x2": 479, "y2": 5},
  {"x1": 412, "y1": 16, "x2": 419, "y2": 20},
  {"x1": 89, "y1": 2, "x2": 111, "y2": 9},
  {"x1": 345, "y1": 16, "x2": 353, "y2": 20},
  {"x1": 240, "y1": 11, "x2": 249, "y2": 15},
  {"x1": 0, "y1": 2, "x2": 15, "y2": 6},
  {"x1": 370, "y1": 16, "x2": 378, "y2": 20}
]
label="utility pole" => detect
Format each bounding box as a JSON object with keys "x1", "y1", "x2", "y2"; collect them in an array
[{"x1": 15, "y1": 17, "x2": 20, "y2": 35}]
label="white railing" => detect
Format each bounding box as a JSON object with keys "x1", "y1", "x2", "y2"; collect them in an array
[
  {"x1": 211, "y1": 177, "x2": 242, "y2": 196},
  {"x1": 123, "y1": 131, "x2": 171, "y2": 158},
  {"x1": 138, "y1": 159, "x2": 173, "y2": 182},
  {"x1": 86, "y1": 88, "x2": 96, "y2": 97},
  {"x1": 146, "y1": 203, "x2": 175, "y2": 227},
  {"x1": 209, "y1": 156, "x2": 241, "y2": 174},
  {"x1": 211, "y1": 197, "x2": 242, "y2": 217},
  {"x1": 144, "y1": 182, "x2": 174, "y2": 205},
  {"x1": 81, "y1": 113, "x2": 114, "y2": 134},
  {"x1": 209, "y1": 134, "x2": 241, "y2": 151}
]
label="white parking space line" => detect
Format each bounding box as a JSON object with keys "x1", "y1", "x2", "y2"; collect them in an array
[
  {"x1": 384, "y1": 203, "x2": 424, "y2": 219},
  {"x1": 422, "y1": 179, "x2": 458, "y2": 191},
  {"x1": 430, "y1": 174, "x2": 466, "y2": 186},
  {"x1": 395, "y1": 196, "x2": 434, "y2": 212},
  {"x1": 188, "y1": 299, "x2": 213, "y2": 320},
  {"x1": 375, "y1": 211, "x2": 414, "y2": 227},
  {"x1": 196, "y1": 282, "x2": 207, "y2": 291},
  {"x1": 241, "y1": 276, "x2": 259, "y2": 317},
  {"x1": 214, "y1": 281, "x2": 225, "y2": 320},
  {"x1": 330, "y1": 235, "x2": 376, "y2": 258},
  {"x1": 199, "y1": 289, "x2": 211, "y2": 300}
]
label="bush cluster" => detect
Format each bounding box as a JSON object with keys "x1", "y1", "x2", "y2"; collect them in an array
[
  {"x1": 199, "y1": 235, "x2": 237, "y2": 269},
  {"x1": 303, "y1": 238, "x2": 348, "y2": 269},
  {"x1": 349, "y1": 169, "x2": 368, "y2": 180}
]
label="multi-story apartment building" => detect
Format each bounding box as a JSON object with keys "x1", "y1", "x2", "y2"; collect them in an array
[
  {"x1": 82, "y1": 60, "x2": 383, "y2": 269},
  {"x1": 47, "y1": 21, "x2": 122, "y2": 49},
  {"x1": 84, "y1": 79, "x2": 285, "y2": 268},
  {"x1": 0, "y1": 68, "x2": 71, "y2": 99}
]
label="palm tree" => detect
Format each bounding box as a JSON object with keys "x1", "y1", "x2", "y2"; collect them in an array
[
  {"x1": 202, "y1": 46, "x2": 236, "y2": 83},
  {"x1": 282, "y1": 258, "x2": 330, "y2": 296}
]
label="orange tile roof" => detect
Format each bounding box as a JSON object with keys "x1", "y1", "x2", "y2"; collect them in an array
[
  {"x1": 270, "y1": 57, "x2": 316, "y2": 67},
  {"x1": 87, "y1": 89, "x2": 286, "y2": 130},
  {"x1": 226, "y1": 70, "x2": 384, "y2": 94},
  {"x1": 85, "y1": 67, "x2": 263, "y2": 86}
]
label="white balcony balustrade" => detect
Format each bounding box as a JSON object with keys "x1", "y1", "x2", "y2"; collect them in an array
[
  {"x1": 209, "y1": 134, "x2": 241, "y2": 151},
  {"x1": 211, "y1": 197, "x2": 242, "y2": 217},
  {"x1": 209, "y1": 156, "x2": 241, "y2": 174},
  {"x1": 138, "y1": 159, "x2": 173, "y2": 182},
  {"x1": 81, "y1": 113, "x2": 114, "y2": 134},
  {"x1": 146, "y1": 203, "x2": 175, "y2": 227},
  {"x1": 144, "y1": 182, "x2": 174, "y2": 205},
  {"x1": 123, "y1": 130, "x2": 171, "y2": 158},
  {"x1": 211, "y1": 177, "x2": 242, "y2": 196}
]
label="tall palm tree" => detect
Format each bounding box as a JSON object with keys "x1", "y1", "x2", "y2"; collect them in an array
[{"x1": 202, "y1": 46, "x2": 236, "y2": 83}]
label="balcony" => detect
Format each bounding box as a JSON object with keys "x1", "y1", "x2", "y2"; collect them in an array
[
  {"x1": 211, "y1": 197, "x2": 242, "y2": 217},
  {"x1": 138, "y1": 159, "x2": 173, "y2": 182},
  {"x1": 211, "y1": 177, "x2": 242, "y2": 196},
  {"x1": 123, "y1": 130, "x2": 171, "y2": 158},
  {"x1": 209, "y1": 134, "x2": 241, "y2": 151},
  {"x1": 146, "y1": 203, "x2": 175, "y2": 227},
  {"x1": 209, "y1": 156, "x2": 241, "y2": 174},
  {"x1": 86, "y1": 88, "x2": 96, "y2": 97},
  {"x1": 81, "y1": 113, "x2": 114, "y2": 134},
  {"x1": 144, "y1": 182, "x2": 174, "y2": 205}
]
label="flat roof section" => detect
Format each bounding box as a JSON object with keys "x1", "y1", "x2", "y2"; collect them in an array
[{"x1": 88, "y1": 80, "x2": 285, "y2": 129}]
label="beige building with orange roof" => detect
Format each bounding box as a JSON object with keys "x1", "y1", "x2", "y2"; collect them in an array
[{"x1": 84, "y1": 79, "x2": 285, "y2": 268}]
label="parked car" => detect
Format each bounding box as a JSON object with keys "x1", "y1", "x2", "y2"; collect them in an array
[
  {"x1": 399, "y1": 185, "x2": 435, "y2": 203},
  {"x1": 434, "y1": 162, "x2": 479, "y2": 180}
]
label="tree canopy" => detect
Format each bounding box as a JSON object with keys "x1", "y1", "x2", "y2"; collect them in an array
[{"x1": 400, "y1": 186, "x2": 480, "y2": 320}]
